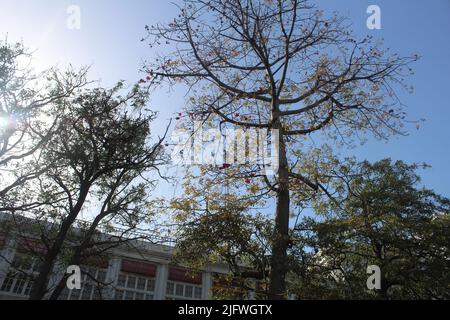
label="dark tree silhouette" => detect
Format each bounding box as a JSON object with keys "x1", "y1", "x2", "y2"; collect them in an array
[{"x1": 22, "y1": 83, "x2": 168, "y2": 300}]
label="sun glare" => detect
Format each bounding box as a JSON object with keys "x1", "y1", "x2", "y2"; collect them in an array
[{"x1": 0, "y1": 115, "x2": 9, "y2": 131}]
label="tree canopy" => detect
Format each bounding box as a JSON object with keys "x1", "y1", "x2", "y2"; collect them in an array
[{"x1": 144, "y1": 0, "x2": 418, "y2": 298}]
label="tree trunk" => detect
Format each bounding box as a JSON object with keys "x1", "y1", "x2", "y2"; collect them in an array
[
  {"x1": 268, "y1": 130, "x2": 290, "y2": 300},
  {"x1": 29, "y1": 218, "x2": 75, "y2": 300},
  {"x1": 49, "y1": 213, "x2": 104, "y2": 300},
  {"x1": 29, "y1": 185, "x2": 90, "y2": 300}
]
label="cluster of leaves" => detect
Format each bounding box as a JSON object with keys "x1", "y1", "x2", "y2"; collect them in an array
[
  {"x1": 0, "y1": 40, "x2": 168, "y2": 299},
  {"x1": 171, "y1": 159, "x2": 449, "y2": 300},
  {"x1": 290, "y1": 159, "x2": 450, "y2": 299},
  {"x1": 171, "y1": 169, "x2": 272, "y2": 274}
]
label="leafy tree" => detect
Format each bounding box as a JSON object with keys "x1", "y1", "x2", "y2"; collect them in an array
[
  {"x1": 144, "y1": 0, "x2": 417, "y2": 298},
  {"x1": 170, "y1": 170, "x2": 272, "y2": 298},
  {"x1": 291, "y1": 159, "x2": 450, "y2": 299},
  {"x1": 5, "y1": 81, "x2": 169, "y2": 300},
  {"x1": 0, "y1": 39, "x2": 87, "y2": 203}
]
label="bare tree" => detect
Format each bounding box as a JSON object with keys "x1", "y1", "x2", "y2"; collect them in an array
[{"x1": 143, "y1": 0, "x2": 417, "y2": 298}]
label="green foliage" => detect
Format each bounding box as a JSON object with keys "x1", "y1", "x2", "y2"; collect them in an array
[{"x1": 290, "y1": 159, "x2": 450, "y2": 299}]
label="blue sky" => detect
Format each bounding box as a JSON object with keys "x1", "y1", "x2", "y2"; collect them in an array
[{"x1": 1, "y1": 0, "x2": 449, "y2": 197}]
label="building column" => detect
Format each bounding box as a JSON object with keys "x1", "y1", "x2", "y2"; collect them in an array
[
  {"x1": 246, "y1": 279, "x2": 257, "y2": 300},
  {"x1": 154, "y1": 263, "x2": 168, "y2": 300},
  {"x1": 104, "y1": 257, "x2": 121, "y2": 300},
  {"x1": 202, "y1": 271, "x2": 212, "y2": 300}
]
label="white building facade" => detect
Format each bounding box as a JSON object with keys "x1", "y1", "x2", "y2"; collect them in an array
[{"x1": 0, "y1": 232, "x2": 230, "y2": 300}]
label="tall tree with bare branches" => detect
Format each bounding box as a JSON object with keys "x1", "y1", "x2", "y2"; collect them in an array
[{"x1": 144, "y1": 0, "x2": 417, "y2": 299}]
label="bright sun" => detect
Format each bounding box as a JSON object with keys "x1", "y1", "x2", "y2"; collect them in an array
[{"x1": 0, "y1": 116, "x2": 9, "y2": 131}]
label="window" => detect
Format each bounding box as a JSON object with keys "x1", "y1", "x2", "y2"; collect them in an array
[
  {"x1": 60, "y1": 266, "x2": 108, "y2": 300},
  {"x1": 166, "y1": 281, "x2": 202, "y2": 300},
  {"x1": 176, "y1": 283, "x2": 184, "y2": 296},
  {"x1": 0, "y1": 254, "x2": 39, "y2": 297},
  {"x1": 166, "y1": 267, "x2": 203, "y2": 300},
  {"x1": 117, "y1": 274, "x2": 126, "y2": 287},
  {"x1": 114, "y1": 272, "x2": 155, "y2": 300},
  {"x1": 185, "y1": 285, "x2": 193, "y2": 298},
  {"x1": 194, "y1": 287, "x2": 202, "y2": 299},
  {"x1": 166, "y1": 282, "x2": 174, "y2": 295}
]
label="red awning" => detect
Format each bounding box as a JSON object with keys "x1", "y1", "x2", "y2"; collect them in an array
[
  {"x1": 81, "y1": 255, "x2": 110, "y2": 269},
  {"x1": 213, "y1": 273, "x2": 242, "y2": 288},
  {"x1": 169, "y1": 267, "x2": 202, "y2": 285},
  {"x1": 121, "y1": 259, "x2": 157, "y2": 277},
  {"x1": 17, "y1": 238, "x2": 48, "y2": 255}
]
